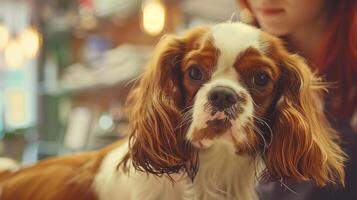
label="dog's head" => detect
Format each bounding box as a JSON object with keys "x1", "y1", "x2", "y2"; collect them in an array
[{"x1": 121, "y1": 22, "x2": 345, "y2": 186}]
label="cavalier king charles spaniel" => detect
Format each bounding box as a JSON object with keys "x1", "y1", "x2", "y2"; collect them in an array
[{"x1": 0, "y1": 22, "x2": 346, "y2": 200}]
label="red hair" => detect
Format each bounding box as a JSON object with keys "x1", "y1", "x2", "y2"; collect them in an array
[
  {"x1": 315, "y1": 0, "x2": 357, "y2": 120},
  {"x1": 239, "y1": 0, "x2": 357, "y2": 120}
]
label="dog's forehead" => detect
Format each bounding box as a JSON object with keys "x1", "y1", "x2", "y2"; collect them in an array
[
  {"x1": 210, "y1": 23, "x2": 264, "y2": 55},
  {"x1": 206, "y1": 23, "x2": 267, "y2": 78}
]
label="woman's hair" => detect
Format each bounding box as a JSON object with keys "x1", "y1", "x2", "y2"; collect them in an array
[
  {"x1": 240, "y1": 0, "x2": 356, "y2": 120},
  {"x1": 316, "y1": 0, "x2": 357, "y2": 120}
]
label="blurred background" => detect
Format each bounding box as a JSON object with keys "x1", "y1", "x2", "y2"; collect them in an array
[{"x1": 0, "y1": 0, "x2": 238, "y2": 164}]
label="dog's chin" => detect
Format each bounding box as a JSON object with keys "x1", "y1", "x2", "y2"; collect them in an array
[{"x1": 189, "y1": 117, "x2": 240, "y2": 150}]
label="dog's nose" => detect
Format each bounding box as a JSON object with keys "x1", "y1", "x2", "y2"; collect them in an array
[{"x1": 208, "y1": 86, "x2": 238, "y2": 110}]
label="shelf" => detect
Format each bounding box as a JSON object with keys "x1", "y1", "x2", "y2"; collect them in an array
[{"x1": 40, "y1": 44, "x2": 153, "y2": 96}]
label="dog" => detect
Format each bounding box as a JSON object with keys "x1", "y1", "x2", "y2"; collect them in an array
[{"x1": 0, "y1": 22, "x2": 346, "y2": 200}]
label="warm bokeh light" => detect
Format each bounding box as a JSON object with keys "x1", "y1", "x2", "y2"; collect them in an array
[
  {"x1": 142, "y1": 0, "x2": 166, "y2": 36},
  {"x1": 18, "y1": 27, "x2": 41, "y2": 58},
  {"x1": 4, "y1": 88, "x2": 27, "y2": 127},
  {"x1": 4, "y1": 39, "x2": 25, "y2": 68},
  {"x1": 0, "y1": 24, "x2": 9, "y2": 51}
]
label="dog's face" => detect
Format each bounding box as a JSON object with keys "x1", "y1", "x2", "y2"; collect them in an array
[
  {"x1": 121, "y1": 23, "x2": 345, "y2": 186},
  {"x1": 183, "y1": 24, "x2": 279, "y2": 153}
]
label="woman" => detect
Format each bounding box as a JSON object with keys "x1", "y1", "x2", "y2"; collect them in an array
[{"x1": 235, "y1": 0, "x2": 357, "y2": 199}]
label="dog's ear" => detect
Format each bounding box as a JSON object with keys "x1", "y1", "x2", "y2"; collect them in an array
[
  {"x1": 264, "y1": 39, "x2": 346, "y2": 186},
  {"x1": 120, "y1": 28, "x2": 208, "y2": 178}
]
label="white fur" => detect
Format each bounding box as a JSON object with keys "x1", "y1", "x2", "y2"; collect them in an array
[
  {"x1": 95, "y1": 22, "x2": 265, "y2": 200},
  {"x1": 186, "y1": 77, "x2": 254, "y2": 145},
  {"x1": 185, "y1": 22, "x2": 262, "y2": 199},
  {"x1": 191, "y1": 143, "x2": 261, "y2": 200},
  {"x1": 186, "y1": 23, "x2": 257, "y2": 146},
  {"x1": 94, "y1": 143, "x2": 186, "y2": 200},
  {"x1": 211, "y1": 22, "x2": 264, "y2": 70},
  {"x1": 94, "y1": 141, "x2": 262, "y2": 200}
]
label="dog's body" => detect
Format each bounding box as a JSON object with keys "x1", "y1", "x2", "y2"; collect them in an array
[
  {"x1": 0, "y1": 142, "x2": 181, "y2": 200},
  {"x1": 0, "y1": 142, "x2": 258, "y2": 200},
  {"x1": 0, "y1": 22, "x2": 346, "y2": 200}
]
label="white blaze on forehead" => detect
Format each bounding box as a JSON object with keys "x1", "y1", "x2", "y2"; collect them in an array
[
  {"x1": 210, "y1": 22, "x2": 263, "y2": 78},
  {"x1": 211, "y1": 22, "x2": 262, "y2": 60},
  {"x1": 186, "y1": 23, "x2": 261, "y2": 145}
]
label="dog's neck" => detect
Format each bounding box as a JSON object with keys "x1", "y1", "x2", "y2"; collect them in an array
[
  {"x1": 94, "y1": 142, "x2": 261, "y2": 200},
  {"x1": 188, "y1": 142, "x2": 260, "y2": 200}
]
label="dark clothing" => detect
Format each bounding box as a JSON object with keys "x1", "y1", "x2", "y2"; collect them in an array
[{"x1": 258, "y1": 121, "x2": 357, "y2": 200}]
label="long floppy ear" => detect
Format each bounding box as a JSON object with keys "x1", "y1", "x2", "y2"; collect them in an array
[
  {"x1": 265, "y1": 42, "x2": 346, "y2": 186},
  {"x1": 120, "y1": 29, "x2": 207, "y2": 178}
]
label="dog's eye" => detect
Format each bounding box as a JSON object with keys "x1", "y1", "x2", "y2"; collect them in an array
[
  {"x1": 253, "y1": 72, "x2": 270, "y2": 86},
  {"x1": 189, "y1": 65, "x2": 203, "y2": 81}
]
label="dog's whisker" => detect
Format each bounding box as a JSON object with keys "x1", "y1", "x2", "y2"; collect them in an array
[
  {"x1": 180, "y1": 112, "x2": 192, "y2": 122},
  {"x1": 252, "y1": 126, "x2": 268, "y2": 154},
  {"x1": 176, "y1": 117, "x2": 193, "y2": 131},
  {"x1": 178, "y1": 118, "x2": 192, "y2": 128},
  {"x1": 253, "y1": 116, "x2": 273, "y2": 148},
  {"x1": 246, "y1": 143, "x2": 257, "y2": 157},
  {"x1": 279, "y1": 178, "x2": 300, "y2": 196},
  {"x1": 175, "y1": 107, "x2": 194, "y2": 131},
  {"x1": 181, "y1": 105, "x2": 194, "y2": 113},
  {"x1": 180, "y1": 107, "x2": 193, "y2": 118}
]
